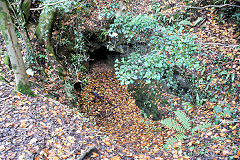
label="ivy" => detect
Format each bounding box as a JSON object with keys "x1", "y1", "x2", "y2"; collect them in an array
[
  {"x1": 114, "y1": 17, "x2": 201, "y2": 85},
  {"x1": 39, "y1": 0, "x2": 81, "y2": 13},
  {"x1": 0, "y1": 8, "x2": 8, "y2": 42},
  {"x1": 111, "y1": 14, "x2": 209, "y2": 105}
]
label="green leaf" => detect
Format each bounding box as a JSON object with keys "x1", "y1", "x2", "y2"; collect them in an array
[
  {"x1": 175, "y1": 110, "x2": 191, "y2": 131},
  {"x1": 161, "y1": 118, "x2": 184, "y2": 132},
  {"x1": 192, "y1": 123, "x2": 213, "y2": 133},
  {"x1": 214, "y1": 105, "x2": 222, "y2": 113},
  {"x1": 175, "y1": 133, "x2": 187, "y2": 141},
  {"x1": 178, "y1": 19, "x2": 193, "y2": 26},
  {"x1": 193, "y1": 17, "x2": 204, "y2": 26},
  {"x1": 231, "y1": 73, "x2": 235, "y2": 82},
  {"x1": 164, "y1": 137, "x2": 177, "y2": 149}
]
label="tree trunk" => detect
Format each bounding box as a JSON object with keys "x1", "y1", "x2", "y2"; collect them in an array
[
  {"x1": 21, "y1": 0, "x2": 32, "y2": 23},
  {"x1": 115, "y1": 0, "x2": 126, "y2": 18},
  {"x1": 0, "y1": 0, "x2": 29, "y2": 87},
  {"x1": 35, "y1": 6, "x2": 56, "y2": 58}
]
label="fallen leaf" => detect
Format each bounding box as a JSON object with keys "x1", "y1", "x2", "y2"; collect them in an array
[
  {"x1": 103, "y1": 139, "x2": 111, "y2": 146},
  {"x1": 67, "y1": 136, "x2": 75, "y2": 143},
  {"x1": 91, "y1": 152, "x2": 99, "y2": 158},
  {"x1": 20, "y1": 120, "x2": 26, "y2": 128},
  {"x1": 29, "y1": 138, "x2": 38, "y2": 144},
  {"x1": 233, "y1": 155, "x2": 239, "y2": 159},
  {"x1": 28, "y1": 131, "x2": 35, "y2": 136},
  {"x1": 0, "y1": 145, "x2": 5, "y2": 152},
  {"x1": 110, "y1": 155, "x2": 121, "y2": 160},
  {"x1": 222, "y1": 150, "x2": 229, "y2": 156},
  {"x1": 237, "y1": 150, "x2": 240, "y2": 156},
  {"x1": 57, "y1": 118, "x2": 62, "y2": 125}
]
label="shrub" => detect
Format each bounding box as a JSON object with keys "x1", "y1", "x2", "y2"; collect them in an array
[
  {"x1": 113, "y1": 15, "x2": 204, "y2": 104},
  {"x1": 161, "y1": 109, "x2": 213, "y2": 149}
]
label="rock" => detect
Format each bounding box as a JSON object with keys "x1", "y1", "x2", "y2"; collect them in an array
[{"x1": 175, "y1": 75, "x2": 190, "y2": 91}]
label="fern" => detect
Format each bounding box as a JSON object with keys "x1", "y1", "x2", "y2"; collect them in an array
[
  {"x1": 175, "y1": 110, "x2": 191, "y2": 131},
  {"x1": 164, "y1": 137, "x2": 177, "y2": 148},
  {"x1": 175, "y1": 133, "x2": 187, "y2": 141},
  {"x1": 161, "y1": 118, "x2": 185, "y2": 132},
  {"x1": 160, "y1": 110, "x2": 191, "y2": 132},
  {"x1": 164, "y1": 133, "x2": 187, "y2": 149},
  {"x1": 160, "y1": 110, "x2": 192, "y2": 149},
  {"x1": 192, "y1": 123, "x2": 213, "y2": 134},
  {"x1": 160, "y1": 109, "x2": 214, "y2": 149}
]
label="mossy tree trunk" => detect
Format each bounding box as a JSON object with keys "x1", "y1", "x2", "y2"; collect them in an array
[
  {"x1": 35, "y1": 6, "x2": 56, "y2": 58},
  {"x1": 0, "y1": 0, "x2": 30, "y2": 90},
  {"x1": 21, "y1": 0, "x2": 32, "y2": 23}
]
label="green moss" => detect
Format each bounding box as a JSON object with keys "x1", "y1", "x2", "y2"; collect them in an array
[
  {"x1": 128, "y1": 80, "x2": 163, "y2": 121},
  {"x1": 0, "y1": 10, "x2": 8, "y2": 42},
  {"x1": 35, "y1": 7, "x2": 56, "y2": 43},
  {"x1": 57, "y1": 66, "x2": 64, "y2": 80},
  {"x1": 21, "y1": 0, "x2": 31, "y2": 21},
  {"x1": 35, "y1": 24, "x2": 41, "y2": 40},
  {"x1": 46, "y1": 42, "x2": 56, "y2": 58},
  {"x1": 3, "y1": 53, "x2": 11, "y2": 69},
  {"x1": 16, "y1": 81, "x2": 35, "y2": 97},
  {"x1": 12, "y1": 64, "x2": 17, "y2": 70},
  {"x1": 35, "y1": 7, "x2": 57, "y2": 58}
]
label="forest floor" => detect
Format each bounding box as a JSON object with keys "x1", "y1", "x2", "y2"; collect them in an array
[{"x1": 0, "y1": 0, "x2": 240, "y2": 159}]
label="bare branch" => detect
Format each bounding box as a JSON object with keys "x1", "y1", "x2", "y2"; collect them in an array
[
  {"x1": 199, "y1": 42, "x2": 239, "y2": 48},
  {"x1": 30, "y1": 0, "x2": 68, "y2": 11},
  {"x1": 181, "y1": 4, "x2": 240, "y2": 10},
  {"x1": 234, "y1": 0, "x2": 240, "y2": 3}
]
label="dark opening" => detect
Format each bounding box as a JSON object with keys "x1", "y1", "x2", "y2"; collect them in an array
[
  {"x1": 74, "y1": 82, "x2": 82, "y2": 91},
  {"x1": 90, "y1": 46, "x2": 108, "y2": 64},
  {"x1": 89, "y1": 46, "x2": 121, "y2": 67}
]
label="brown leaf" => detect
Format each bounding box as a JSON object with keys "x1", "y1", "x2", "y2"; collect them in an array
[
  {"x1": 28, "y1": 131, "x2": 35, "y2": 136},
  {"x1": 222, "y1": 150, "x2": 229, "y2": 156},
  {"x1": 91, "y1": 152, "x2": 99, "y2": 158},
  {"x1": 0, "y1": 145, "x2": 5, "y2": 152},
  {"x1": 57, "y1": 118, "x2": 62, "y2": 125},
  {"x1": 233, "y1": 155, "x2": 239, "y2": 159},
  {"x1": 237, "y1": 150, "x2": 240, "y2": 156},
  {"x1": 20, "y1": 120, "x2": 26, "y2": 128},
  {"x1": 67, "y1": 136, "x2": 75, "y2": 143},
  {"x1": 110, "y1": 155, "x2": 121, "y2": 160}
]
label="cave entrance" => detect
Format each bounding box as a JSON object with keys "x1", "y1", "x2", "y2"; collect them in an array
[
  {"x1": 89, "y1": 46, "x2": 121, "y2": 68},
  {"x1": 73, "y1": 46, "x2": 121, "y2": 92}
]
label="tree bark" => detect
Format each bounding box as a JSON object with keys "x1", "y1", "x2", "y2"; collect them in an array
[
  {"x1": 0, "y1": 0, "x2": 29, "y2": 87},
  {"x1": 35, "y1": 6, "x2": 56, "y2": 58},
  {"x1": 115, "y1": 0, "x2": 126, "y2": 18},
  {"x1": 21, "y1": 0, "x2": 32, "y2": 23}
]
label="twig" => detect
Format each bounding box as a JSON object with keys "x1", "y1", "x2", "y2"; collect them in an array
[
  {"x1": 0, "y1": 96, "x2": 12, "y2": 101},
  {"x1": 77, "y1": 146, "x2": 99, "y2": 160},
  {"x1": 199, "y1": 42, "x2": 239, "y2": 48},
  {"x1": 221, "y1": 120, "x2": 240, "y2": 124},
  {"x1": 181, "y1": 4, "x2": 240, "y2": 10},
  {"x1": 30, "y1": 0, "x2": 68, "y2": 11}
]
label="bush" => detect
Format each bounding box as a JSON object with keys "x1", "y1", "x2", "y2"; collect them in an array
[{"x1": 113, "y1": 15, "x2": 203, "y2": 100}]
